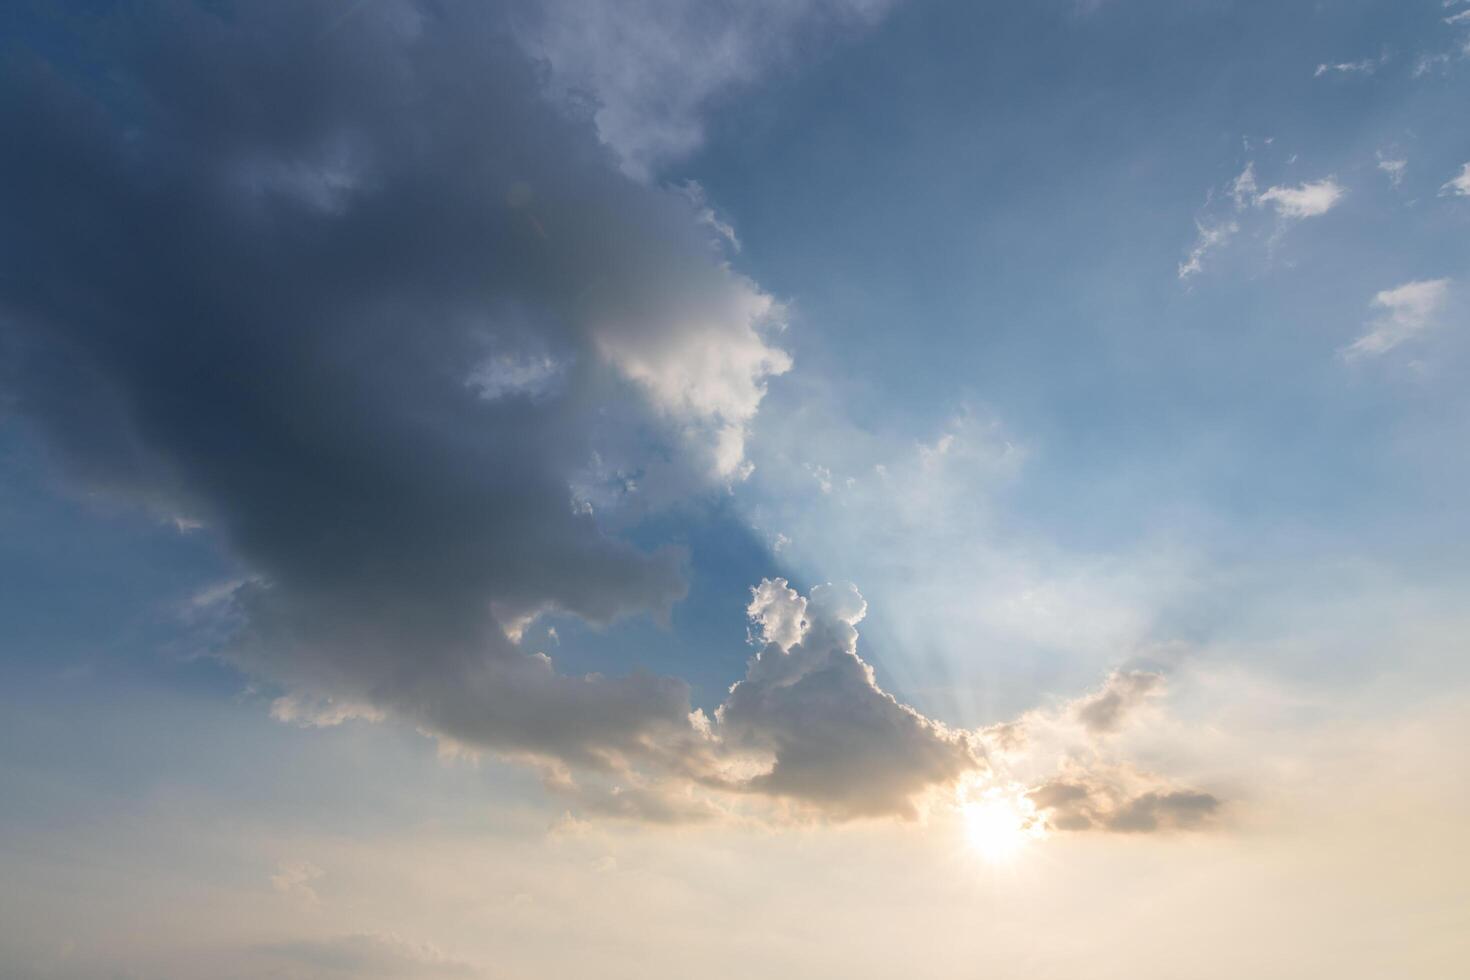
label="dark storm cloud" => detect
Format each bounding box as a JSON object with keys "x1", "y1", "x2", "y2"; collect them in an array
[
  {"x1": 1, "y1": 0, "x2": 995, "y2": 819},
  {"x1": 0, "y1": 0, "x2": 781, "y2": 776}
]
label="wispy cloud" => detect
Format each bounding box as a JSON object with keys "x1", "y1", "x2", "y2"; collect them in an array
[
  {"x1": 1314, "y1": 58, "x2": 1378, "y2": 77},
  {"x1": 1230, "y1": 161, "x2": 1258, "y2": 208},
  {"x1": 1179, "y1": 164, "x2": 1343, "y2": 279},
  {"x1": 1178, "y1": 218, "x2": 1239, "y2": 280},
  {"x1": 1342, "y1": 279, "x2": 1452, "y2": 359},
  {"x1": 1440, "y1": 162, "x2": 1470, "y2": 197},
  {"x1": 1377, "y1": 155, "x2": 1407, "y2": 188}
]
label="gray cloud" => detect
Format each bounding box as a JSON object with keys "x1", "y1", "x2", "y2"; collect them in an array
[
  {"x1": 531, "y1": 577, "x2": 987, "y2": 822},
  {"x1": 0, "y1": 0, "x2": 986, "y2": 822},
  {"x1": 714, "y1": 579, "x2": 983, "y2": 818},
  {"x1": 1027, "y1": 774, "x2": 1221, "y2": 834},
  {"x1": 0, "y1": 0, "x2": 777, "y2": 782},
  {"x1": 1107, "y1": 789, "x2": 1221, "y2": 833},
  {"x1": 1072, "y1": 669, "x2": 1166, "y2": 735},
  {"x1": 987, "y1": 669, "x2": 1223, "y2": 835}
]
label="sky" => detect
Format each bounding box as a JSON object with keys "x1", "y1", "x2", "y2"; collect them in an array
[{"x1": 1, "y1": 0, "x2": 1468, "y2": 976}]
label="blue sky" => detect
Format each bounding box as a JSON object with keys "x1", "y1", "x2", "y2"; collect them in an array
[{"x1": 2, "y1": 1, "x2": 1469, "y2": 977}]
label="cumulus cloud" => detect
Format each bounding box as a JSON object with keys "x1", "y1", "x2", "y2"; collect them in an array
[
  {"x1": 1342, "y1": 279, "x2": 1453, "y2": 359},
  {"x1": 746, "y1": 577, "x2": 810, "y2": 651},
  {"x1": 486, "y1": 577, "x2": 987, "y2": 821},
  {"x1": 715, "y1": 580, "x2": 983, "y2": 818},
  {"x1": 0, "y1": 0, "x2": 796, "y2": 801},
  {"x1": 1256, "y1": 178, "x2": 1345, "y2": 219}
]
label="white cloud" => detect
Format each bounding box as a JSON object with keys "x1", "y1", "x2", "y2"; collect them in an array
[
  {"x1": 715, "y1": 580, "x2": 983, "y2": 818},
  {"x1": 589, "y1": 268, "x2": 792, "y2": 481},
  {"x1": 1440, "y1": 162, "x2": 1470, "y2": 197},
  {"x1": 1256, "y1": 178, "x2": 1344, "y2": 219},
  {"x1": 746, "y1": 577, "x2": 809, "y2": 651},
  {"x1": 1343, "y1": 278, "x2": 1452, "y2": 359}
]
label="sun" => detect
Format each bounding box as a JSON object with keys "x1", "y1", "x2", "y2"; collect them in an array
[{"x1": 962, "y1": 789, "x2": 1042, "y2": 863}]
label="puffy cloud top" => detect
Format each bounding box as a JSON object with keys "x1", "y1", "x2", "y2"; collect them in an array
[{"x1": 718, "y1": 581, "x2": 983, "y2": 818}]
